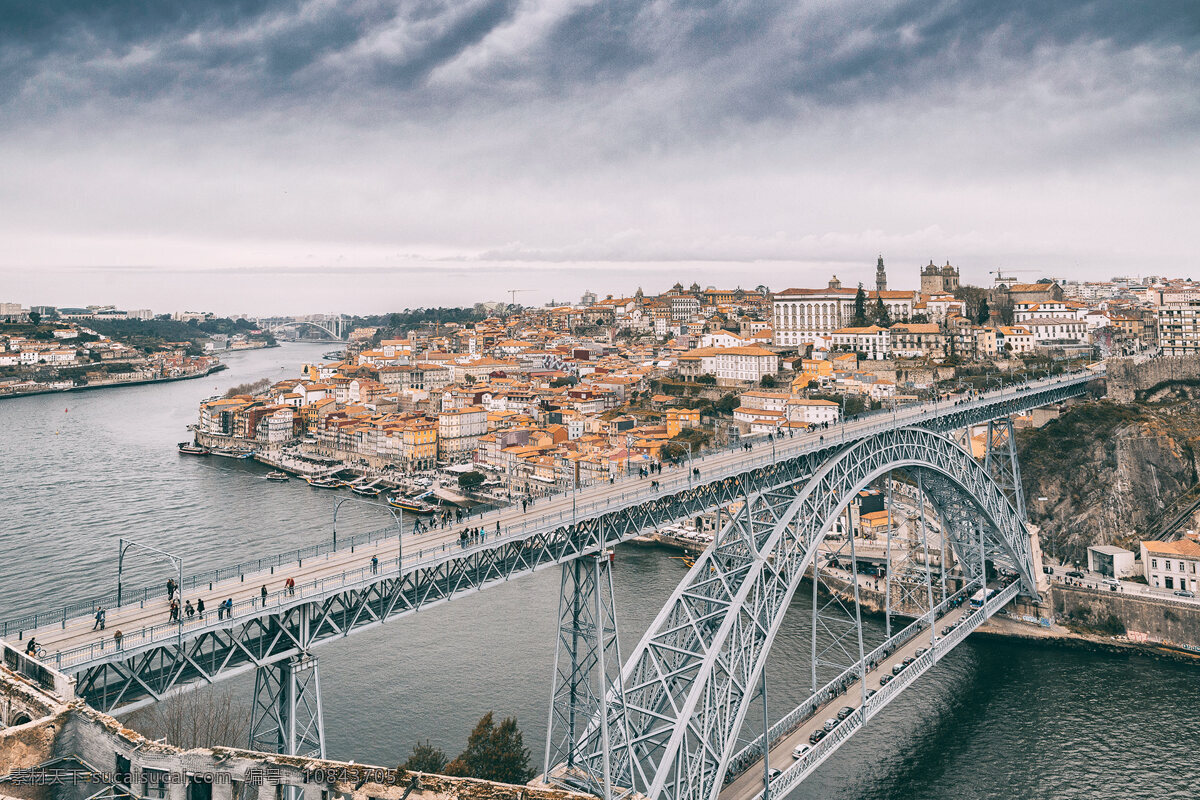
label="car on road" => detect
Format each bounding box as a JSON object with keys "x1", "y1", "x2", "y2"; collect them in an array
[
  {"x1": 1066, "y1": 570, "x2": 1085, "y2": 579},
  {"x1": 822, "y1": 717, "x2": 838, "y2": 732},
  {"x1": 836, "y1": 706, "x2": 855, "y2": 721},
  {"x1": 865, "y1": 689, "x2": 877, "y2": 700},
  {"x1": 768, "y1": 768, "x2": 782, "y2": 779},
  {"x1": 902, "y1": 656, "x2": 916, "y2": 666},
  {"x1": 1174, "y1": 589, "x2": 1195, "y2": 598},
  {"x1": 941, "y1": 625, "x2": 955, "y2": 636},
  {"x1": 1042, "y1": 565, "x2": 1054, "y2": 574},
  {"x1": 879, "y1": 673, "x2": 893, "y2": 685},
  {"x1": 891, "y1": 663, "x2": 905, "y2": 675},
  {"x1": 915, "y1": 648, "x2": 928, "y2": 658},
  {"x1": 792, "y1": 743, "x2": 811, "y2": 759},
  {"x1": 809, "y1": 729, "x2": 826, "y2": 744}
]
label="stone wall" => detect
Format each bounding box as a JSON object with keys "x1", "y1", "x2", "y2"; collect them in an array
[
  {"x1": 1051, "y1": 585, "x2": 1200, "y2": 650},
  {"x1": 1106, "y1": 355, "x2": 1200, "y2": 403}
]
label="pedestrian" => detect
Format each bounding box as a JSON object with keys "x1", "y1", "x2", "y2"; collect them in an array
[
  {"x1": 371, "y1": 555, "x2": 379, "y2": 575},
  {"x1": 93, "y1": 607, "x2": 106, "y2": 631},
  {"x1": 260, "y1": 585, "x2": 268, "y2": 605},
  {"x1": 25, "y1": 638, "x2": 37, "y2": 656},
  {"x1": 224, "y1": 598, "x2": 233, "y2": 618},
  {"x1": 286, "y1": 577, "x2": 295, "y2": 597},
  {"x1": 185, "y1": 600, "x2": 195, "y2": 619},
  {"x1": 169, "y1": 600, "x2": 179, "y2": 621},
  {"x1": 166, "y1": 578, "x2": 177, "y2": 601},
  {"x1": 196, "y1": 598, "x2": 205, "y2": 619},
  {"x1": 113, "y1": 630, "x2": 123, "y2": 649}
]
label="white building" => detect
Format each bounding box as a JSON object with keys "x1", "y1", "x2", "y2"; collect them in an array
[
  {"x1": 1158, "y1": 300, "x2": 1200, "y2": 356},
  {"x1": 709, "y1": 346, "x2": 779, "y2": 384},
  {"x1": 437, "y1": 406, "x2": 488, "y2": 460},
  {"x1": 785, "y1": 398, "x2": 840, "y2": 425},
  {"x1": 773, "y1": 277, "x2": 916, "y2": 347},
  {"x1": 831, "y1": 326, "x2": 891, "y2": 360},
  {"x1": 1140, "y1": 538, "x2": 1200, "y2": 592}
]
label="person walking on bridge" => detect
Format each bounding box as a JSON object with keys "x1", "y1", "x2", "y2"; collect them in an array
[
  {"x1": 93, "y1": 607, "x2": 106, "y2": 631},
  {"x1": 285, "y1": 577, "x2": 295, "y2": 597},
  {"x1": 260, "y1": 585, "x2": 268, "y2": 605},
  {"x1": 166, "y1": 578, "x2": 177, "y2": 601},
  {"x1": 370, "y1": 556, "x2": 379, "y2": 575},
  {"x1": 223, "y1": 598, "x2": 233, "y2": 618},
  {"x1": 184, "y1": 600, "x2": 195, "y2": 620},
  {"x1": 196, "y1": 598, "x2": 205, "y2": 619},
  {"x1": 113, "y1": 630, "x2": 123, "y2": 650},
  {"x1": 169, "y1": 600, "x2": 179, "y2": 622}
]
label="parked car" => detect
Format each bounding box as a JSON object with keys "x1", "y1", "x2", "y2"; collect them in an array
[
  {"x1": 1102, "y1": 578, "x2": 1120, "y2": 588},
  {"x1": 915, "y1": 648, "x2": 928, "y2": 658},
  {"x1": 902, "y1": 657, "x2": 916, "y2": 667},
  {"x1": 836, "y1": 706, "x2": 855, "y2": 721},
  {"x1": 768, "y1": 768, "x2": 781, "y2": 779},
  {"x1": 809, "y1": 728, "x2": 826, "y2": 744},
  {"x1": 879, "y1": 673, "x2": 893, "y2": 686},
  {"x1": 1042, "y1": 565, "x2": 1055, "y2": 574},
  {"x1": 822, "y1": 717, "x2": 838, "y2": 732},
  {"x1": 891, "y1": 664, "x2": 905, "y2": 676},
  {"x1": 792, "y1": 743, "x2": 811, "y2": 759},
  {"x1": 941, "y1": 625, "x2": 953, "y2": 636},
  {"x1": 1174, "y1": 589, "x2": 1195, "y2": 598},
  {"x1": 865, "y1": 689, "x2": 877, "y2": 700},
  {"x1": 1066, "y1": 570, "x2": 1085, "y2": 579}
]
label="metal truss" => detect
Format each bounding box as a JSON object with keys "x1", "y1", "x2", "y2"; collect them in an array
[
  {"x1": 248, "y1": 651, "x2": 326, "y2": 757},
  {"x1": 544, "y1": 553, "x2": 630, "y2": 800},
  {"x1": 64, "y1": 380, "x2": 1082, "y2": 720},
  {"x1": 570, "y1": 426, "x2": 1039, "y2": 800},
  {"x1": 984, "y1": 416, "x2": 1027, "y2": 521}
]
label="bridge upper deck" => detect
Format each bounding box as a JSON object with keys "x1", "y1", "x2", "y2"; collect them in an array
[{"x1": 5, "y1": 370, "x2": 1097, "y2": 676}]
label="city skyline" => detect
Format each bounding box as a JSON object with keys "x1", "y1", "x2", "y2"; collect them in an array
[{"x1": 2, "y1": 1, "x2": 1198, "y2": 312}]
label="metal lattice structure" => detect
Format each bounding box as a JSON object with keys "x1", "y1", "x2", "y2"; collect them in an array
[
  {"x1": 10, "y1": 373, "x2": 1095, "y2": 769},
  {"x1": 567, "y1": 426, "x2": 1040, "y2": 800}
]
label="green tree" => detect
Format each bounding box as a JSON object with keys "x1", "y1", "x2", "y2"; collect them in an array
[
  {"x1": 28, "y1": 311, "x2": 41, "y2": 325},
  {"x1": 852, "y1": 284, "x2": 867, "y2": 326},
  {"x1": 713, "y1": 393, "x2": 738, "y2": 415},
  {"x1": 403, "y1": 740, "x2": 448, "y2": 773},
  {"x1": 760, "y1": 374, "x2": 777, "y2": 388},
  {"x1": 458, "y1": 471, "x2": 486, "y2": 491},
  {"x1": 873, "y1": 297, "x2": 891, "y2": 327},
  {"x1": 444, "y1": 712, "x2": 533, "y2": 785},
  {"x1": 977, "y1": 298, "x2": 991, "y2": 324}
]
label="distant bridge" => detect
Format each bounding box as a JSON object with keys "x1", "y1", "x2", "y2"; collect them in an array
[
  {"x1": 264, "y1": 318, "x2": 347, "y2": 341},
  {"x1": 3, "y1": 370, "x2": 1099, "y2": 797}
]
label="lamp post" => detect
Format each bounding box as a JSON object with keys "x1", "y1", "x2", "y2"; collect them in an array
[
  {"x1": 117, "y1": 538, "x2": 183, "y2": 619},
  {"x1": 332, "y1": 495, "x2": 404, "y2": 567}
]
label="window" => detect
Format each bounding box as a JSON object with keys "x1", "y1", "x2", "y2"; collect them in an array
[{"x1": 144, "y1": 769, "x2": 168, "y2": 799}]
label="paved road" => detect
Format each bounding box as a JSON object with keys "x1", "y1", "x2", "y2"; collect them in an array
[
  {"x1": 14, "y1": 372, "x2": 1093, "y2": 668},
  {"x1": 718, "y1": 589, "x2": 990, "y2": 800},
  {"x1": 1045, "y1": 565, "x2": 1200, "y2": 606}
]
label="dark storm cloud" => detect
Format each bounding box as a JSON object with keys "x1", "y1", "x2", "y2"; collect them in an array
[{"x1": 2, "y1": 0, "x2": 1197, "y2": 125}]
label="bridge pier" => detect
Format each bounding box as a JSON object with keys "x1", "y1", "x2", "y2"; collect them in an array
[
  {"x1": 544, "y1": 552, "x2": 626, "y2": 799},
  {"x1": 248, "y1": 604, "x2": 325, "y2": 758}
]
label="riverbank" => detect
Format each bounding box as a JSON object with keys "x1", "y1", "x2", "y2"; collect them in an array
[
  {"x1": 976, "y1": 614, "x2": 1200, "y2": 664},
  {"x1": 0, "y1": 363, "x2": 227, "y2": 400}
]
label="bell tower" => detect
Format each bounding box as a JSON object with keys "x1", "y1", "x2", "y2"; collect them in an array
[{"x1": 875, "y1": 255, "x2": 888, "y2": 293}]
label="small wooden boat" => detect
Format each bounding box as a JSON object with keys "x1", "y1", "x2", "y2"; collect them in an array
[
  {"x1": 178, "y1": 442, "x2": 210, "y2": 456},
  {"x1": 387, "y1": 495, "x2": 436, "y2": 514},
  {"x1": 306, "y1": 476, "x2": 342, "y2": 489},
  {"x1": 265, "y1": 471, "x2": 290, "y2": 482}
]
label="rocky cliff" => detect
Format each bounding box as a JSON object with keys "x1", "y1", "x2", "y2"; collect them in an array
[{"x1": 1018, "y1": 399, "x2": 1200, "y2": 563}]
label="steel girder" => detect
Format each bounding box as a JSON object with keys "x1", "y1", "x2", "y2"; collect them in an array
[
  {"x1": 572, "y1": 427, "x2": 1037, "y2": 800},
  {"x1": 248, "y1": 652, "x2": 326, "y2": 757},
  {"x1": 67, "y1": 378, "x2": 1086, "y2": 715}
]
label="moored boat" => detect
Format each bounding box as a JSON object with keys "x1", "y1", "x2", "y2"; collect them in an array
[
  {"x1": 178, "y1": 442, "x2": 210, "y2": 456},
  {"x1": 306, "y1": 476, "x2": 342, "y2": 489},
  {"x1": 211, "y1": 448, "x2": 256, "y2": 459},
  {"x1": 265, "y1": 471, "x2": 290, "y2": 482},
  {"x1": 352, "y1": 485, "x2": 382, "y2": 497},
  {"x1": 387, "y1": 495, "x2": 436, "y2": 514}
]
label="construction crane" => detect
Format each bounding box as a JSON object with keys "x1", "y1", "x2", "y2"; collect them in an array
[{"x1": 506, "y1": 289, "x2": 534, "y2": 305}]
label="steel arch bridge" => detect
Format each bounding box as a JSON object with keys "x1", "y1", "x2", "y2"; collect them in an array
[
  {"x1": 264, "y1": 319, "x2": 345, "y2": 340},
  {"x1": 2, "y1": 372, "x2": 1097, "y2": 795},
  {"x1": 552, "y1": 426, "x2": 1036, "y2": 800}
]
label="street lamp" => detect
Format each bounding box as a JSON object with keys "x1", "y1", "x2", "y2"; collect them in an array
[
  {"x1": 332, "y1": 495, "x2": 404, "y2": 567},
  {"x1": 117, "y1": 537, "x2": 183, "y2": 616}
]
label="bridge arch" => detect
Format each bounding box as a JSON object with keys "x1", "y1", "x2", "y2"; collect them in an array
[
  {"x1": 266, "y1": 320, "x2": 343, "y2": 340},
  {"x1": 577, "y1": 426, "x2": 1036, "y2": 800}
]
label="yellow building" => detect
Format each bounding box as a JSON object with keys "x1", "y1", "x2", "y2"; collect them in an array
[
  {"x1": 664, "y1": 407, "x2": 701, "y2": 437},
  {"x1": 401, "y1": 417, "x2": 438, "y2": 471}
]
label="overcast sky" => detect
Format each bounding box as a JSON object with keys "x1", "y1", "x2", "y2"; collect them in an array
[{"x1": 2, "y1": 1, "x2": 1198, "y2": 315}]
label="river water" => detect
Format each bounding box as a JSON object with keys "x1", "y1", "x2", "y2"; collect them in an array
[{"x1": 0, "y1": 344, "x2": 1195, "y2": 798}]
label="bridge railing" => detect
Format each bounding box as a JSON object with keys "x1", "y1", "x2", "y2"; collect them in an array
[
  {"x1": 725, "y1": 579, "x2": 979, "y2": 777},
  {"x1": 9, "y1": 371, "x2": 1095, "y2": 647},
  {"x1": 760, "y1": 580, "x2": 1022, "y2": 800}
]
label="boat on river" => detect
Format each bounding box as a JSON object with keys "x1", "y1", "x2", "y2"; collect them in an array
[
  {"x1": 177, "y1": 442, "x2": 210, "y2": 456},
  {"x1": 306, "y1": 476, "x2": 342, "y2": 489},
  {"x1": 265, "y1": 471, "x2": 290, "y2": 482},
  {"x1": 352, "y1": 485, "x2": 382, "y2": 497},
  {"x1": 211, "y1": 448, "x2": 255, "y2": 459},
  {"x1": 388, "y1": 495, "x2": 436, "y2": 514}
]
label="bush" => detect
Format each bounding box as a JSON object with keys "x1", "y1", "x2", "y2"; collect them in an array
[
  {"x1": 458, "y1": 471, "x2": 486, "y2": 490},
  {"x1": 402, "y1": 740, "x2": 448, "y2": 773}
]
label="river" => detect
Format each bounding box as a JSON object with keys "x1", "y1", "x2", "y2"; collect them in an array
[{"x1": 0, "y1": 343, "x2": 1195, "y2": 798}]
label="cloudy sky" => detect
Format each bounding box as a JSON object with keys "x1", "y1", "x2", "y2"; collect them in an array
[{"x1": 2, "y1": 0, "x2": 1198, "y2": 315}]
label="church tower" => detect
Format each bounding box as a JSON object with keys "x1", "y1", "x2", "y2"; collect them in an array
[{"x1": 875, "y1": 255, "x2": 888, "y2": 293}]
